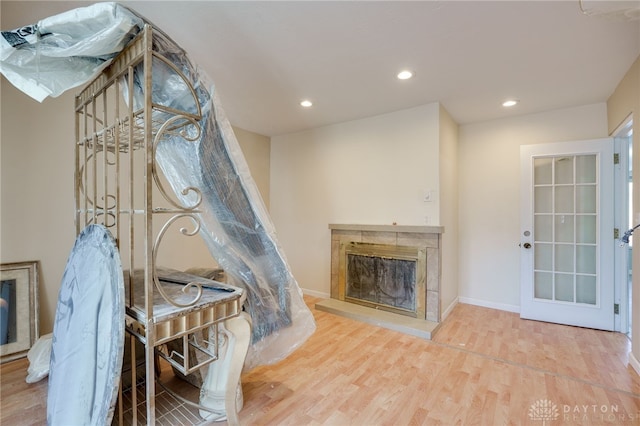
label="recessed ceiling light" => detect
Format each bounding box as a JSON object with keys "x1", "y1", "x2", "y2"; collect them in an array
[
  {"x1": 502, "y1": 99, "x2": 519, "y2": 107},
  {"x1": 397, "y1": 70, "x2": 414, "y2": 80},
  {"x1": 300, "y1": 100, "x2": 313, "y2": 107}
]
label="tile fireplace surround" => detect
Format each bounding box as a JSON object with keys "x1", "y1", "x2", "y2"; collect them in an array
[{"x1": 316, "y1": 224, "x2": 443, "y2": 339}]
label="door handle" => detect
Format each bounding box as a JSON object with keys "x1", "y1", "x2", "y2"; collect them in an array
[{"x1": 522, "y1": 243, "x2": 531, "y2": 249}]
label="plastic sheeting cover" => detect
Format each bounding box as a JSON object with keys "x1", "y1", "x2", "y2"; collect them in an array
[
  {"x1": 135, "y1": 25, "x2": 316, "y2": 371},
  {"x1": 1, "y1": 2, "x2": 316, "y2": 370},
  {"x1": 0, "y1": 2, "x2": 144, "y2": 102},
  {"x1": 47, "y1": 224, "x2": 125, "y2": 425}
]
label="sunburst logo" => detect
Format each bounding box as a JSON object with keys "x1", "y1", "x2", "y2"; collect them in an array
[{"x1": 529, "y1": 399, "x2": 559, "y2": 425}]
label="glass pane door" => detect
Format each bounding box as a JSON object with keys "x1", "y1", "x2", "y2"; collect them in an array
[
  {"x1": 533, "y1": 155, "x2": 598, "y2": 305},
  {"x1": 521, "y1": 138, "x2": 613, "y2": 331}
]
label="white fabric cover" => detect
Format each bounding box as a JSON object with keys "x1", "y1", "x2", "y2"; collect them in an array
[{"x1": 47, "y1": 224, "x2": 125, "y2": 426}]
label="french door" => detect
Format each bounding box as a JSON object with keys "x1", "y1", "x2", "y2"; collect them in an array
[{"x1": 520, "y1": 138, "x2": 614, "y2": 331}]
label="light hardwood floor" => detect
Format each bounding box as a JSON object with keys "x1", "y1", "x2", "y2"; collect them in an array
[{"x1": 2, "y1": 296, "x2": 640, "y2": 425}]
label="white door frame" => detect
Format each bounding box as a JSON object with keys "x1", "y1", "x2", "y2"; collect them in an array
[
  {"x1": 520, "y1": 138, "x2": 615, "y2": 331},
  {"x1": 613, "y1": 116, "x2": 634, "y2": 334}
]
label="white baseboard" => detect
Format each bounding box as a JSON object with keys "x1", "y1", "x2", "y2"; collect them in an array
[
  {"x1": 629, "y1": 352, "x2": 640, "y2": 376},
  {"x1": 458, "y1": 296, "x2": 520, "y2": 314},
  {"x1": 301, "y1": 288, "x2": 330, "y2": 299},
  {"x1": 441, "y1": 297, "x2": 458, "y2": 320}
]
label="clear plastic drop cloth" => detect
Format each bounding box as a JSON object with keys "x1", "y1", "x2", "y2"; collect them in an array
[
  {"x1": 25, "y1": 333, "x2": 53, "y2": 384},
  {"x1": 138, "y1": 27, "x2": 316, "y2": 370},
  {"x1": 1, "y1": 2, "x2": 316, "y2": 370},
  {"x1": 0, "y1": 2, "x2": 144, "y2": 102}
]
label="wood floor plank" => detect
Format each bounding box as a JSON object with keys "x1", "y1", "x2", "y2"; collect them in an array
[{"x1": 2, "y1": 297, "x2": 640, "y2": 425}]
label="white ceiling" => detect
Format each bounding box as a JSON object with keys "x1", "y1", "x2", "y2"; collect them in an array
[{"x1": 2, "y1": 1, "x2": 639, "y2": 137}]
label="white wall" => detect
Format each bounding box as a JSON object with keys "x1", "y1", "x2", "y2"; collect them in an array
[
  {"x1": 1, "y1": 80, "x2": 76, "y2": 335},
  {"x1": 457, "y1": 103, "x2": 609, "y2": 311},
  {"x1": 438, "y1": 105, "x2": 459, "y2": 316},
  {"x1": 2, "y1": 67, "x2": 613, "y2": 334},
  {"x1": 270, "y1": 103, "x2": 441, "y2": 296}
]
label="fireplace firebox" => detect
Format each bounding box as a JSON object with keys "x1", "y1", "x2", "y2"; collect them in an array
[{"x1": 341, "y1": 242, "x2": 426, "y2": 318}]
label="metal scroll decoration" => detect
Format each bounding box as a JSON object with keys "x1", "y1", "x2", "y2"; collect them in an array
[
  {"x1": 152, "y1": 213, "x2": 204, "y2": 307},
  {"x1": 151, "y1": 112, "x2": 205, "y2": 308},
  {"x1": 76, "y1": 151, "x2": 118, "y2": 228},
  {"x1": 151, "y1": 114, "x2": 203, "y2": 212}
]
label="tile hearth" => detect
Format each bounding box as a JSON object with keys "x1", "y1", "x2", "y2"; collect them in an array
[{"x1": 315, "y1": 298, "x2": 440, "y2": 339}]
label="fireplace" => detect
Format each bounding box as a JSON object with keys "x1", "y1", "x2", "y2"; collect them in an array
[
  {"x1": 317, "y1": 224, "x2": 443, "y2": 339},
  {"x1": 341, "y1": 242, "x2": 426, "y2": 318}
]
